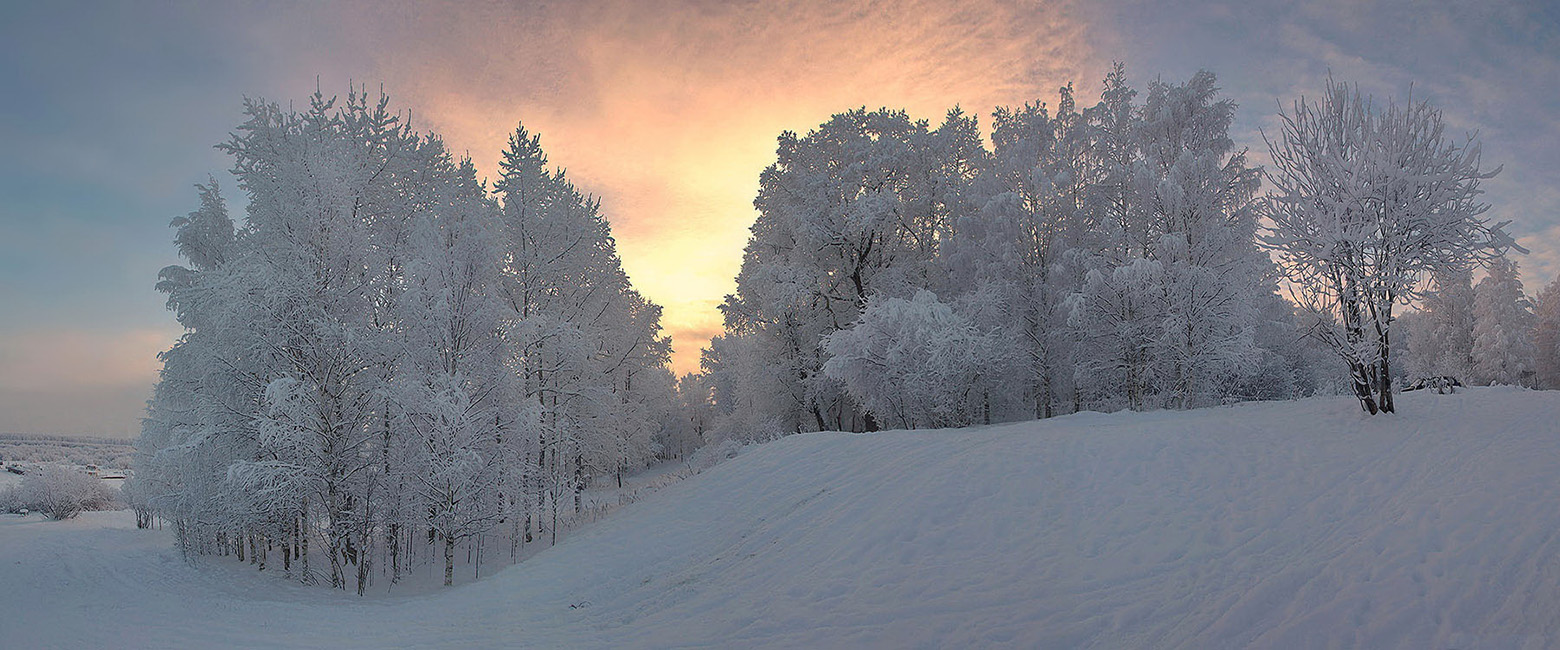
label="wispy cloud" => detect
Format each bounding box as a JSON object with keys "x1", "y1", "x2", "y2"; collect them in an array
[
  {"x1": 1095, "y1": 0, "x2": 1560, "y2": 288},
  {"x1": 235, "y1": 0, "x2": 1101, "y2": 374}
]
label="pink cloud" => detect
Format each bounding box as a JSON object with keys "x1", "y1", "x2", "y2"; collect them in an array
[{"x1": 237, "y1": 0, "x2": 1101, "y2": 374}]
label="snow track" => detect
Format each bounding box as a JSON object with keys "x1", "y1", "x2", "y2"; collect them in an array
[{"x1": 2, "y1": 388, "x2": 1557, "y2": 648}]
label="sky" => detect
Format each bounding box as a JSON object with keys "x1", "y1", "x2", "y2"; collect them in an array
[{"x1": 2, "y1": 0, "x2": 1557, "y2": 438}]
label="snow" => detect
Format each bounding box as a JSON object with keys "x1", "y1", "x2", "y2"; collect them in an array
[{"x1": 4, "y1": 388, "x2": 1559, "y2": 648}]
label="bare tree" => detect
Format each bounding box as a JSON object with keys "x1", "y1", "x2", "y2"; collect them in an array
[{"x1": 1262, "y1": 78, "x2": 1520, "y2": 413}]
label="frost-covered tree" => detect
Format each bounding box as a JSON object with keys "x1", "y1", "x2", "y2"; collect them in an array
[
  {"x1": 822, "y1": 290, "x2": 1015, "y2": 429},
  {"x1": 389, "y1": 154, "x2": 524, "y2": 587},
  {"x1": 1234, "y1": 288, "x2": 1328, "y2": 401},
  {"x1": 1262, "y1": 78, "x2": 1516, "y2": 414},
  {"x1": 716, "y1": 108, "x2": 983, "y2": 435},
  {"x1": 1532, "y1": 274, "x2": 1560, "y2": 389},
  {"x1": 667, "y1": 372, "x2": 714, "y2": 456},
  {"x1": 1130, "y1": 71, "x2": 1265, "y2": 408},
  {"x1": 222, "y1": 89, "x2": 428, "y2": 590},
  {"x1": 701, "y1": 65, "x2": 1306, "y2": 433},
  {"x1": 1471, "y1": 255, "x2": 1536, "y2": 386},
  {"x1": 1065, "y1": 69, "x2": 1265, "y2": 410},
  {"x1": 16, "y1": 464, "x2": 117, "y2": 520},
  {"x1": 1404, "y1": 268, "x2": 1476, "y2": 382},
  {"x1": 135, "y1": 88, "x2": 674, "y2": 593},
  {"x1": 946, "y1": 83, "x2": 1092, "y2": 420},
  {"x1": 1067, "y1": 258, "x2": 1166, "y2": 410},
  {"x1": 494, "y1": 123, "x2": 672, "y2": 545}
]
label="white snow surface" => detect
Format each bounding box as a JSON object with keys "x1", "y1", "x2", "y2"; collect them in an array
[{"x1": 3, "y1": 388, "x2": 1558, "y2": 649}]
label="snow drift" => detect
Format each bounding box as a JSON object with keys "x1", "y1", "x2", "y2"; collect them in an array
[{"x1": 3, "y1": 388, "x2": 1557, "y2": 648}]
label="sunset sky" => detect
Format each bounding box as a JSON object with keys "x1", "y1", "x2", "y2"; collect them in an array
[{"x1": 2, "y1": 0, "x2": 1557, "y2": 437}]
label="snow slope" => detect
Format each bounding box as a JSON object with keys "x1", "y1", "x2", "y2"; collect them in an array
[{"x1": 3, "y1": 388, "x2": 1558, "y2": 648}]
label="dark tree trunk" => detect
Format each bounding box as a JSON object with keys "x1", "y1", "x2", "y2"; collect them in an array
[
  {"x1": 1377, "y1": 358, "x2": 1395, "y2": 413},
  {"x1": 1350, "y1": 360, "x2": 1379, "y2": 415}
]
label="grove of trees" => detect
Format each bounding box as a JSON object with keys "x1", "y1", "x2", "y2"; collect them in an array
[
  {"x1": 132, "y1": 70, "x2": 1555, "y2": 592},
  {"x1": 130, "y1": 89, "x2": 682, "y2": 592},
  {"x1": 701, "y1": 66, "x2": 1325, "y2": 438}
]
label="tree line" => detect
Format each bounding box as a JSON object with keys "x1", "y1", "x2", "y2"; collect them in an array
[
  {"x1": 696, "y1": 66, "x2": 1318, "y2": 439},
  {"x1": 1400, "y1": 258, "x2": 1560, "y2": 391},
  {"x1": 132, "y1": 68, "x2": 1535, "y2": 592}
]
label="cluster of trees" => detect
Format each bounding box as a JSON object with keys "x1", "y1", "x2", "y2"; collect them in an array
[
  {"x1": 1400, "y1": 258, "x2": 1560, "y2": 390},
  {"x1": 0, "y1": 435, "x2": 135, "y2": 470},
  {"x1": 0, "y1": 464, "x2": 119, "y2": 520},
  {"x1": 698, "y1": 67, "x2": 1330, "y2": 437},
  {"x1": 129, "y1": 89, "x2": 682, "y2": 592},
  {"x1": 131, "y1": 70, "x2": 1534, "y2": 592}
]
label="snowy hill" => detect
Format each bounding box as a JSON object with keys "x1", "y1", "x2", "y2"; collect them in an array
[{"x1": 3, "y1": 388, "x2": 1559, "y2": 648}]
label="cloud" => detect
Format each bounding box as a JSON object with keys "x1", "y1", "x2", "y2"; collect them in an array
[
  {"x1": 1095, "y1": 0, "x2": 1560, "y2": 291},
  {"x1": 228, "y1": 0, "x2": 1100, "y2": 374},
  {"x1": 0, "y1": 327, "x2": 175, "y2": 391}
]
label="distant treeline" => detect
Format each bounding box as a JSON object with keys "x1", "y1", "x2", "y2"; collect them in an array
[
  {"x1": 0, "y1": 436, "x2": 135, "y2": 470},
  {"x1": 0, "y1": 433, "x2": 137, "y2": 446}
]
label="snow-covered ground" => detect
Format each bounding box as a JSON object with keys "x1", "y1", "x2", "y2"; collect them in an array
[{"x1": 3, "y1": 387, "x2": 1558, "y2": 648}]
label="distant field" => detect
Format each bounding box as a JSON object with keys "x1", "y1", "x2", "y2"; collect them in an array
[{"x1": 0, "y1": 434, "x2": 134, "y2": 470}]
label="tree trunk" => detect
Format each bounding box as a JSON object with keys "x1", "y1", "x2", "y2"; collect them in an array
[
  {"x1": 1038, "y1": 374, "x2": 1053, "y2": 420},
  {"x1": 328, "y1": 535, "x2": 344, "y2": 589},
  {"x1": 574, "y1": 453, "x2": 583, "y2": 515},
  {"x1": 388, "y1": 523, "x2": 400, "y2": 584},
  {"x1": 356, "y1": 534, "x2": 371, "y2": 595},
  {"x1": 443, "y1": 533, "x2": 455, "y2": 587},
  {"x1": 1377, "y1": 357, "x2": 1395, "y2": 413},
  {"x1": 300, "y1": 516, "x2": 313, "y2": 585},
  {"x1": 550, "y1": 488, "x2": 559, "y2": 547},
  {"x1": 1350, "y1": 360, "x2": 1379, "y2": 414}
]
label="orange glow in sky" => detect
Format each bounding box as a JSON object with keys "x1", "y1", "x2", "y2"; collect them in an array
[
  {"x1": 308, "y1": 0, "x2": 1101, "y2": 375},
  {"x1": 7, "y1": 0, "x2": 1557, "y2": 436}
]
